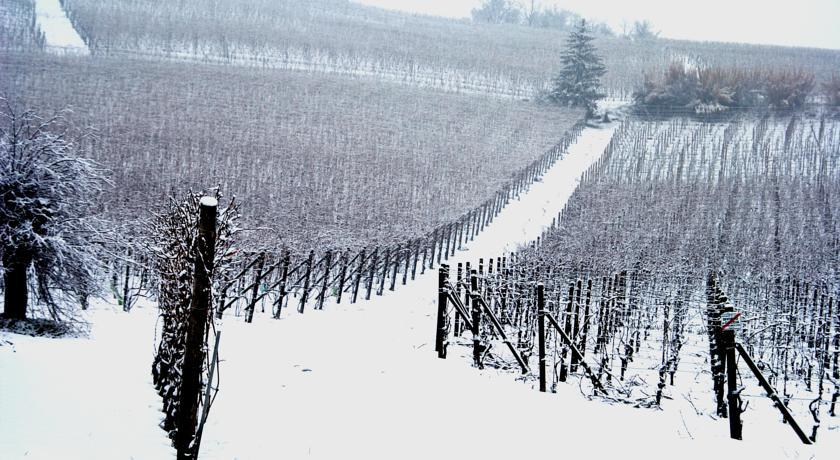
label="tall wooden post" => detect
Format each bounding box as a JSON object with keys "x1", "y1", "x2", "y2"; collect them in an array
[
  {"x1": 244, "y1": 253, "x2": 265, "y2": 323},
  {"x1": 273, "y1": 251, "x2": 290, "y2": 318},
  {"x1": 436, "y1": 265, "x2": 449, "y2": 359},
  {"x1": 352, "y1": 249, "x2": 365, "y2": 304},
  {"x1": 378, "y1": 247, "x2": 390, "y2": 296},
  {"x1": 722, "y1": 311, "x2": 743, "y2": 440},
  {"x1": 317, "y1": 250, "x2": 332, "y2": 310},
  {"x1": 336, "y1": 251, "x2": 348, "y2": 304},
  {"x1": 454, "y1": 263, "x2": 463, "y2": 337},
  {"x1": 365, "y1": 248, "x2": 378, "y2": 300},
  {"x1": 298, "y1": 250, "x2": 315, "y2": 313},
  {"x1": 537, "y1": 283, "x2": 547, "y2": 393},
  {"x1": 470, "y1": 270, "x2": 482, "y2": 369},
  {"x1": 176, "y1": 196, "x2": 216, "y2": 460}
]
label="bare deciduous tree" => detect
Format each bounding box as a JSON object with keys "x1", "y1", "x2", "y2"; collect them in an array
[{"x1": 0, "y1": 100, "x2": 108, "y2": 321}]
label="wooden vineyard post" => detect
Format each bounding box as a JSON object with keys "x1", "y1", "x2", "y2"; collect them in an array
[
  {"x1": 559, "y1": 283, "x2": 574, "y2": 382},
  {"x1": 436, "y1": 264, "x2": 450, "y2": 359},
  {"x1": 470, "y1": 270, "x2": 483, "y2": 369},
  {"x1": 428, "y1": 230, "x2": 437, "y2": 270},
  {"x1": 175, "y1": 196, "x2": 216, "y2": 460},
  {"x1": 454, "y1": 263, "x2": 463, "y2": 337},
  {"x1": 192, "y1": 330, "x2": 221, "y2": 457},
  {"x1": 317, "y1": 250, "x2": 332, "y2": 310},
  {"x1": 244, "y1": 253, "x2": 265, "y2": 324},
  {"x1": 707, "y1": 273, "x2": 728, "y2": 417},
  {"x1": 537, "y1": 283, "x2": 547, "y2": 393},
  {"x1": 402, "y1": 244, "x2": 410, "y2": 285},
  {"x1": 336, "y1": 251, "x2": 348, "y2": 305},
  {"x1": 298, "y1": 250, "x2": 315, "y2": 313},
  {"x1": 437, "y1": 226, "x2": 446, "y2": 265},
  {"x1": 365, "y1": 248, "x2": 378, "y2": 301},
  {"x1": 721, "y1": 309, "x2": 743, "y2": 440},
  {"x1": 390, "y1": 246, "x2": 399, "y2": 291},
  {"x1": 735, "y1": 343, "x2": 813, "y2": 444},
  {"x1": 378, "y1": 247, "x2": 390, "y2": 296},
  {"x1": 420, "y1": 240, "x2": 428, "y2": 275},
  {"x1": 352, "y1": 249, "x2": 365, "y2": 304},
  {"x1": 571, "y1": 279, "x2": 583, "y2": 373},
  {"x1": 273, "y1": 251, "x2": 290, "y2": 318},
  {"x1": 411, "y1": 242, "x2": 419, "y2": 280}
]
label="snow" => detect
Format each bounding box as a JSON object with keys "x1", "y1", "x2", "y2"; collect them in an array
[
  {"x1": 0, "y1": 302, "x2": 172, "y2": 459},
  {"x1": 200, "y1": 196, "x2": 219, "y2": 208},
  {"x1": 34, "y1": 0, "x2": 90, "y2": 56},
  {"x1": 1, "y1": 121, "x2": 837, "y2": 459}
]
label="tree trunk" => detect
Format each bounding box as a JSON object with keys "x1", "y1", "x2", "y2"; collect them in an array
[{"x1": 3, "y1": 252, "x2": 31, "y2": 320}]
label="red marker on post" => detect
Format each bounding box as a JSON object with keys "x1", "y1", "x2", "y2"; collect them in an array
[{"x1": 721, "y1": 311, "x2": 741, "y2": 331}]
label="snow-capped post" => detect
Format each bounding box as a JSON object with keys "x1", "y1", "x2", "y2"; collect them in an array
[
  {"x1": 436, "y1": 264, "x2": 450, "y2": 359},
  {"x1": 176, "y1": 195, "x2": 216, "y2": 460},
  {"x1": 537, "y1": 283, "x2": 547, "y2": 393}
]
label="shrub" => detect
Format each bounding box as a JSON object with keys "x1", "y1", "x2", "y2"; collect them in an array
[
  {"x1": 824, "y1": 74, "x2": 840, "y2": 106},
  {"x1": 635, "y1": 61, "x2": 817, "y2": 112}
]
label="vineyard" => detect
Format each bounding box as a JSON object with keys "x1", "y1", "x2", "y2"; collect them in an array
[
  {"x1": 3, "y1": 0, "x2": 838, "y2": 98},
  {"x1": 3, "y1": 0, "x2": 840, "y2": 457},
  {"x1": 437, "y1": 114, "x2": 840, "y2": 442},
  {"x1": 0, "y1": 50, "x2": 582, "y2": 252}
]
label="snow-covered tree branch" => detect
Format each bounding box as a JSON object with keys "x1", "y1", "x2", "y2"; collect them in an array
[{"x1": 0, "y1": 98, "x2": 110, "y2": 321}]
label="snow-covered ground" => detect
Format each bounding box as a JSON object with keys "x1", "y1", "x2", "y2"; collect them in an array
[
  {"x1": 34, "y1": 0, "x2": 90, "y2": 55},
  {"x1": 2, "y1": 122, "x2": 836, "y2": 459},
  {"x1": 0, "y1": 304, "x2": 172, "y2": 459}
]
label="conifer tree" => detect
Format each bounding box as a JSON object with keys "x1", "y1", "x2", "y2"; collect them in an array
[{"x1": 549, "y1": 20, "x2": 607, "y2": 117}]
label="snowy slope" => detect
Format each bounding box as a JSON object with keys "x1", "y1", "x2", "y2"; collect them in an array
[
  {"x1": 34, "y1": 0, "x2": 90, "y2": 55},
  {"x1": 2, "y1": 121, "x2": 836, "y2": 459}
]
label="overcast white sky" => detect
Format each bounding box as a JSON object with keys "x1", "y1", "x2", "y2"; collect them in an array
[{"x1": 353, "y1": 0, "x2": 840, "y2": 50}]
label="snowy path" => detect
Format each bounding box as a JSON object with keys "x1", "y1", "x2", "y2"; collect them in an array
[
  {"x1": 1, "y1": 122, "x2": 833, "y2": 459},
  {"x1": 34, "y1": 0, "x2": 90, "y2": 55}
]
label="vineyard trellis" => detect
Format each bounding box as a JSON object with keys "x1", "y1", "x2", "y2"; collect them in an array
[
  {"x1": 107, "y1": 120, "x2": 586, "y2": 323},
  {"x1": 188, "y1": 121, "x2": 588, "y2": 320},
  {"x1": 432, "y1": 113, "x2": 840, "y2": 442}
]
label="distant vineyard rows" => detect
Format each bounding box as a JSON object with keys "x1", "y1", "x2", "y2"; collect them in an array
[
  {"x1": 50, "y1": 0, "x2": 840, "y2": 98},
  {"x1": 0, "y1": 51, "x2": 583, "y2": 251}
]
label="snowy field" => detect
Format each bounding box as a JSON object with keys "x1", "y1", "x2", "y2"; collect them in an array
[
  {"x1": 2, "y1": 122, "x2": 837, "y2": 459},
  {"x1": 34, "y1": 0, "x2": 89, "y2": 55}
]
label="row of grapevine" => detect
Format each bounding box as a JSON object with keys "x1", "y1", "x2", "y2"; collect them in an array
[{"x1": 435, "y1": 114, "x2": 840, "y2": 440}]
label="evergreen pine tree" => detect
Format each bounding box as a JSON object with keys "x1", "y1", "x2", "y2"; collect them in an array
[{"x1": 549, "y1": 20, "x2": 607, "y2": 117}]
